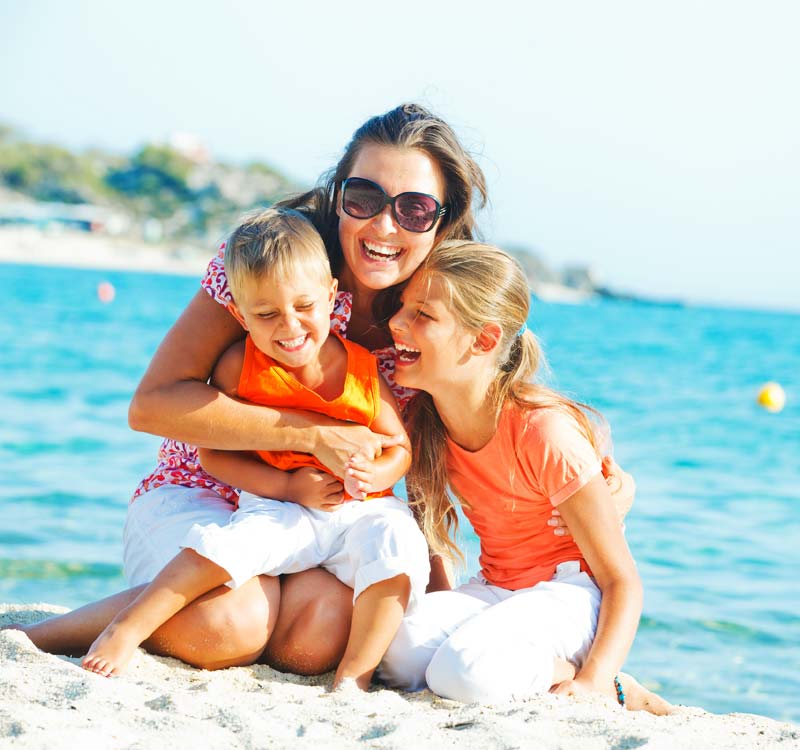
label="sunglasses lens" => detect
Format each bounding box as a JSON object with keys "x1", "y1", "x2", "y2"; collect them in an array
[
  {"x1": 342, "y1": 178, "x2": 442, "y2": 232},
  {"x1": 343, "y1": 179, "x2": 385, "y2": 219},
  {"x1": 394, "y1": 193, "x2": 439, "y2": 232}
]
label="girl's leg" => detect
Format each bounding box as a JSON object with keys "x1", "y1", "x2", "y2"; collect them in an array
[
  {"x1": 377, "y1": 586, "x2": 494, "y2": 691},
  {"x1": 425, "y1": 571, "x2": 600, "y2": 703},
  {"x1": 264, "y1": 567, "x2": 353, "y2": 675}
]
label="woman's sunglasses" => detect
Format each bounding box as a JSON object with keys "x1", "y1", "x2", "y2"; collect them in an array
[{"x1": 341, "y1": 177, "x2": 447, "y2": 233}]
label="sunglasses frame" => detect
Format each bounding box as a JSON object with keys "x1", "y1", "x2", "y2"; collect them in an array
[{"x1": 340, "y1": 177, "x2": 448, "y2": 233}]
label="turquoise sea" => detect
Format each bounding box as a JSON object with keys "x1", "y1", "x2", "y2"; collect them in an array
[{"x1": 2, "y1": 261, "x2": 798, "y2": 724}]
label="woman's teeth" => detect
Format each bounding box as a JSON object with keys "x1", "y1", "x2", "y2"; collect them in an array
[
  {"x1": 363, "y1": 241, "x2": 402, "y2": 261},
  {"x1": 395, "y1": 342, "x2": 421, "y2": 362}
]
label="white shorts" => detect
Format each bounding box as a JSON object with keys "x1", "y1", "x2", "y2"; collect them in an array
[
  {"x1": 122, "y1": 484, "x2": 235, "y2": 586},
  {"x1": 378, "y1": 561, "x2": 601, "y2": 702},
  {"x1": 183, "y1": 492, "x2": 430, "y2": 613}
]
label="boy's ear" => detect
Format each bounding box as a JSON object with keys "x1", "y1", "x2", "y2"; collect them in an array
[
  {"x1": 329, "y1": 277, "x2": 338, "y2": 310},
  {"x1": 472, "y1": 322, "x2": 503, "y2": 355},
  {"x1": 229, "y1": 303, "x2": 249, "y2": 331}
]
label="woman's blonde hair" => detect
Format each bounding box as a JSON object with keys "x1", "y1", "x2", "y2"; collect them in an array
[
  {"x1": 223, "y1": 206, "x2": 331, "y2": 304},
  {"x1": 404, "y1": 240, "x2": 602, "y2": 563}
]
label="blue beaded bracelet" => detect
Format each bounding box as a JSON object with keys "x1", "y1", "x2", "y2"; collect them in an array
[{"x1": 614, "y1": 675, "x2": 626, "y2": 707}]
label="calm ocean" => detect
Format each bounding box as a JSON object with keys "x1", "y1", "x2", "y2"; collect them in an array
[{"x1": 2, "y1": 262, "x2": 798, "y2": 723}]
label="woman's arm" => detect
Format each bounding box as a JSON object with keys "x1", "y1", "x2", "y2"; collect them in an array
[
  {"x1": 552, "y1": 472, "x2": 643, "y2": 698},
  {"x1": 128, "y1": 290, "x2": 402, "y2": 476}
]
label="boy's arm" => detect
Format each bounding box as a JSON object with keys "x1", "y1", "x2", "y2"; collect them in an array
[
  {"x1": 197, "y1": 342, "x2": 342, "y2": 506},
  {"x1": 344, "y1": 376, "x2": 411, "y2": 499}
]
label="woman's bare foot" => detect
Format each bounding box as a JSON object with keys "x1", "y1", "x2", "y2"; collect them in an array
[
  {"x1": 617, "y1": 672, "x2": 674, "y2": 715},
  {"x1": 82, "y1": 622, "x2": 144, "y2": 677}
]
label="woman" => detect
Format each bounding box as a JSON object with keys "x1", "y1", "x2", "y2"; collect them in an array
[{"x1": 19, "y1": 103, "x2": 630, "y2": 676}]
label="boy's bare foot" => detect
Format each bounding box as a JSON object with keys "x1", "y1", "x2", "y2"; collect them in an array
[
  {"x1": 82, "y1": 622, "x2": 143, "y2": 677},
  {"x1": 617, "y1": 672, "x2": 674, "y2": 715}
]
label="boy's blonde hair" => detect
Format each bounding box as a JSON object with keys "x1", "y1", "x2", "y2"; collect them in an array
[
  {"x1": 224, "y1": 207, "x2": 331, "y2": 304},
  {"x1": 404, "y1": 240, "x2": 602, "y2": 564}
]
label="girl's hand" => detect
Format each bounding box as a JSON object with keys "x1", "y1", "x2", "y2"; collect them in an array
[
  {"x1": 547, "y1": 456, "x2": 636, "y2": 537},
  {"x1": 343, "y1": 452, "x2": 376, "y2": 500},
  {"x1": 313, "y1": 422, "x2": 405, "y2": 477},
  {"x1": 287, "y1": 467, "x2": 345, "y2": 512}
]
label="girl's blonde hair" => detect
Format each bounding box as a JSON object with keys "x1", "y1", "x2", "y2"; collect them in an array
[
  {"x1": 224, "y1": 207, "x2": 331, "y2": 304},
  {"x1": 404, "y1": 240, "x2": 602, "y2": 563}
]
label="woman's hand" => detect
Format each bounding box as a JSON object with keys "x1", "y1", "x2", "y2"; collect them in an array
[
  {"x1": 311, "y1": 421, "x2": 406, "y2": 478},
  {"x1": 547, "y1": 456, "x2": 636, "y2": 537},
  {"x1": 287, "y1": 467, "x2": 345, "y2": 512}
]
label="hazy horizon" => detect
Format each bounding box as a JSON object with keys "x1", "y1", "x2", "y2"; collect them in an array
[{"x1": 2, "y1": 0, "x2": 798, "y2": 312}]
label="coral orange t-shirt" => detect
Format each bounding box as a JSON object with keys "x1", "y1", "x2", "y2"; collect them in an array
[
  {"x1": 447, "y1": 404, "x2": 602, "y2": 590},
  {"x1": 236, "y1": 331, "x2": 392, "y2": 500}
]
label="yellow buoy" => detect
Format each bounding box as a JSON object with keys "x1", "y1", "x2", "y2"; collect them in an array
[{"x1": 757, "y1": 382, "x2": 786, "y2": 413}]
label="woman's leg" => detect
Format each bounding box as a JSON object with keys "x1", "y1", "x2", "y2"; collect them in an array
[
  {"x1": 16, "y1": 574, "x2": 280, "y2": 671},
  {"x1": 263, "y1": 567, "x2": 353, "y2": 675}
]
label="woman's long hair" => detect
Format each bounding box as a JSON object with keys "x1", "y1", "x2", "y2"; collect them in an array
[{"x1": 277, "y1": 103, "x2": 488, "y2": 324}]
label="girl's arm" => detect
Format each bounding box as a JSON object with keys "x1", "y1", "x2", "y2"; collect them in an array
[
  {"x1": 344, "y1": 377, "x2": 412, "y2": 499},
  {"x1": 128, "y1": 290, "x2": 402, "y2": 476},
  {"x1": 552, "y1": 472, "x2": 643, "y2": 698}
]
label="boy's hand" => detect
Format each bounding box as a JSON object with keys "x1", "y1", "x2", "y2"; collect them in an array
[
  {"x1": 287, "y1": 467, "x2": 345, "y2": 512},
  {"x1": 343, "y1": 452, "x2": 376, "y2": 500}
]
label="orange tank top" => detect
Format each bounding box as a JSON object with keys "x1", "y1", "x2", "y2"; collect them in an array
[{"x1": 236, "y1": 332, "x2": 392, "y2": 499}]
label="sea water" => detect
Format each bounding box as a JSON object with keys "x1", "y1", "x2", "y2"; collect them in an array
[{"x1": 1, "y1": 262, "x2": 798, "y2": 723}]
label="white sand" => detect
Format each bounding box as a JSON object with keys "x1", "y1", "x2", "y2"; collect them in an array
[{"x1": 2, "y1": 605, "x2": 797, "y2": 750}]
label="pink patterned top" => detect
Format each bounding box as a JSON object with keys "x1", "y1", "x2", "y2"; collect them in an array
[{"x1": 132, "y1": 251, "x2": 418, "y2": 505}]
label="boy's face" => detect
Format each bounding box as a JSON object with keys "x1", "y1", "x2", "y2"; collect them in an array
[{"x1": 231, "y1": 269, "x2": 337, "y2": 371}]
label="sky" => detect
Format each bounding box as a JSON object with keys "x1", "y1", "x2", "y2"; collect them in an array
[{"x1": 2, "y1": 0, "x2": 798, "y2": 311}]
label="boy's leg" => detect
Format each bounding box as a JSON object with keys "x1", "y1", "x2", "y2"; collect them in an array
[
  {"x1": 82, "y1": 549, "x2": 231, "y2": 675},
  {"x1": 334, "y1": 574, "x2": 410, "y2": 689},
  {"x1": 323, "y1": 498, "x2": 431, "y2": 690}
]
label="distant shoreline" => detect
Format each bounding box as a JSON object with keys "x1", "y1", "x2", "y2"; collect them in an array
[{"x1": 0, "y1": 227, "x2": 209, "y2": 277}]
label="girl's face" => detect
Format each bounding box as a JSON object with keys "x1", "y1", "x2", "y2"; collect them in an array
[
  {"x1": 337, "y1": 144, "x2": 447, "y2": 295},
  {"x1": 389, "y1": 272, "x2": 477, "y2": 395}
]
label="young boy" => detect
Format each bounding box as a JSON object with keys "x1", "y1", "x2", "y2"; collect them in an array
[{"x1": 82, "y1": 207, "x2": 429, "y2": 690}]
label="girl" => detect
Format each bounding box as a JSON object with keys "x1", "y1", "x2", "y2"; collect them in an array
[{"x1": 379, "y1": 240, "x2": 660, "y2": 709}]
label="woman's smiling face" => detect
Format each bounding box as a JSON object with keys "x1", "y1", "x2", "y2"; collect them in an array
[{"x1": 337, "y1": 143, "x2": 447, "y2": 295}]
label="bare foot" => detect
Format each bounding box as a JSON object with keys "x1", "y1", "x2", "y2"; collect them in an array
[
  {"x1": 618, "y1": 672, "x2": 674, "y2": 715},
  {"x1": 331, "y1": 676, "x2": 368, "y2": 693},
  {"x1": 82, "y1": 622, "x2": 143, "y2": 677}
]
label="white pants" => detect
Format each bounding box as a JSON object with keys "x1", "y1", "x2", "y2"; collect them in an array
[
  {"x1": 182, "y1": 491, "x2": 430, "y2": 612},
  {"x1": 123, "y1": 484, "x2": 235, "y2": 586},
  {"x1": 377, "y1": 561, "x2": 601, "y2": 703}
]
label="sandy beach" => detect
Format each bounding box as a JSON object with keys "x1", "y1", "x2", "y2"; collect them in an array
[{"x1": 2, "y1": 605, "x2": 797, "y2": 750}]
